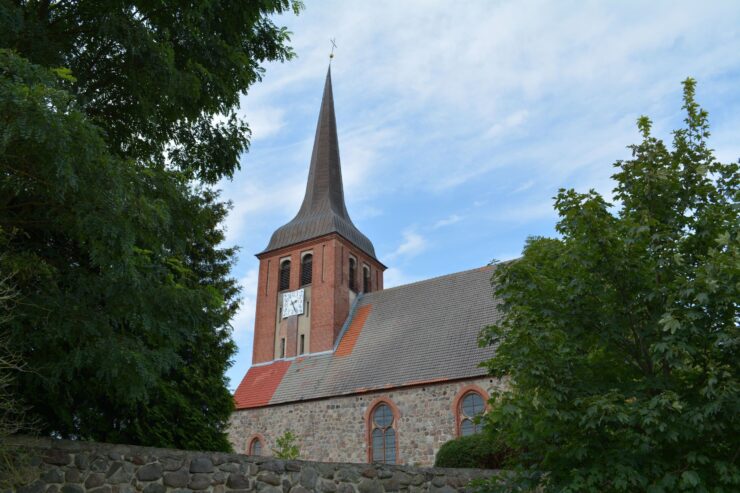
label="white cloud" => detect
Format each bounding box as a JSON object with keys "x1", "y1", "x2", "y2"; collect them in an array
[
  {"x1": 383, "y1": 267, "x2": 421, "y2": 288},
  {"x1": 432, "y1": 214, "x2": 463, "y2": 229},
  {"x1": 240, "y1": 104, "x2": 286, "y2": 141},
  {"x1": 230, "y1": 269, "x2": 260, "y2": 340},
  {"x1": 385, "y1": 229, "x2": 428, "y2": 261},
  {"x1": 486, "y1": 110, "x2": 529, "y2": 140}
]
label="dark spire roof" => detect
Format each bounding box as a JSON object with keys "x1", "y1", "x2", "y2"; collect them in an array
[{"x1": 261, "y1": 67, "x2": 378, "y2": 259}]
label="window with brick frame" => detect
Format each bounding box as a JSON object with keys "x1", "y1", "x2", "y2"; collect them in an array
[
  {"x1": 349, "y1": 257, "x2": 357, "y2": 291},
  {"x1": 301, "y1": 254, "x2": 313, "y2": 286},
  {"x1": 459, "y1": 391, "x2": 484, "y2": 436},
  {"x1": 249, "y1": 437, "x2": 262, "y2": 456},
  {"x1": 279, "y1": 259, "x2": 291, "y2": 291},
  {"x1": 370, "y1": 403, "x2": 396, "y2": 464}
]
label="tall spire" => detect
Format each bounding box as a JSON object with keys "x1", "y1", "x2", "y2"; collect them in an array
[{"x1": 261, "y1": 67, "x2": 377, "y2": 259}]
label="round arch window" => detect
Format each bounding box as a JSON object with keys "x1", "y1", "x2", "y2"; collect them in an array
[
  {"x1": 370, "y1": 403, "x2": 396, "y2": 464},
  {"x1": 459, "y1": 392, "x2": 485, "y2": 436},
  {"x1": 249, "y1": 437, "x2": 262, "y2": 456}
]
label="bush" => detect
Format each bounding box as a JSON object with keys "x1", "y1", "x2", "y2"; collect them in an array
[
  {"x1": 272, "y1": 431, "x2": 300, "y2": 459},
  {"x1": 434, "y1": 433, "x2": 510, "y2": 469}
]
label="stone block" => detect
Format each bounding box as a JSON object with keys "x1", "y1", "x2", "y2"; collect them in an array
[
  {"x1": 136, "y1": 463, "x2": 163, "y2": 482},
  {"x1": 190, "y1": 456, "x2": 214, "y2": 473},
  {"x1": 43, "y1": 450, "x2": 70, "y2": 466},
  {"x1": 105, "y1": 462, "x2": 134, "y2": 484},
  {"x1": 260, "y1": 460, "x2": 286, "y2": 473},
  {"x1": 142, "y1": 485, "x2": 166, "y2": 493},
  {"x1": 338, "y1": 483, "x2": 356, "y2": 493},
  {"x1": 74, "y1": 453, "x2": 89, "y2": 470},
  {"x1": 317, "y1": 478, "x2": 337, "y2": 492},
  {"x1": 299, "y1": 467, "x2": 318, "y2": 488},
  {"x1": 41, "y1": 467, "x2": 65, "y2": 483},
  {"x1": 336, "y1": 468, "x2": 360, "y2": 482},
  {"x1": 227, "y1": 473, "x2": 251, "y2": 489},
  {"x1": 161, "y1": 457, "x2": 184, "y2": 471},
  {"x1": 87, "y1": 487, "x2": 112, "y2": 493},
  {"x1": 219, "y1": 461, "x2": 239, "y2": 473},
  {"x1": 85, "y1": 473, "x2": 106, "y2": 489},
  {"x1": 163, "y1": 469, "x2": 189, "y2": 488},
  {"x1": 358, "y1": 478, "x2": 383, "y2": 493},
  {"x1": 90, "y1": 457, "x2": 109, "y2": 473},
  {"x1": 64, "y1": 468, "x2": 82, "y2": 483},
  {"x1": 189, "y1": 473, "x2": 212, "y2": 490},
  {"x1": 60, "y1": 486, "x2": 84, "y2": 493},
  {"x1": 257, "y1": 470, "x2": 282, "y2": 486}
]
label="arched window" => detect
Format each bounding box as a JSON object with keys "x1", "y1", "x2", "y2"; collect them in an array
[
  {"x1": 301, "y1": 254, "x2": 313, "y2": 286},
  {"x1": 363, "y1": 265, "x2": 371, "y2": 293},
  {"x1": 370, "y1": 403, "x2": 396, "y2": 464},
  {"x1": 249, "y1": 437, "x2": 262, "y2": 456},
  {"x1": 348, "y1": 257, "x2": 357, "y2": 291},
  {"x1": 459, "y1": 391, "x2": 485, "y2": 436},
  {"x1": 279, "y1": 259, "x2": 290, "y2": 291}
]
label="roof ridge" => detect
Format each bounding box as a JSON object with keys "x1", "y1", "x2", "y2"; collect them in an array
[{"x1": 366, "y1": 263, "x2": 498, "y2": 296}]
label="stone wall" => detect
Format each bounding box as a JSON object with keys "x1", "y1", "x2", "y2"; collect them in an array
[
  {"x1": 10, "y1": 437, "x2": 495, "y2": 493},
  {"x1": 228, "y1": 377, "x2": 503, "y2": 466}
]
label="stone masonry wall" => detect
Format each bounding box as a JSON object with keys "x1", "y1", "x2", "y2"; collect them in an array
[
  {"x1": 10, "y1": 437, "x2": 495, "y2": 493},
  {"x1": 228, "y1": 377, "x2": 503, "y2": 466}
]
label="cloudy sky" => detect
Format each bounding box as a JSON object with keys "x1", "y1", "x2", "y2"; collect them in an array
[{"x1": 220, "y1": 0, "x2": 740, "y2": 389}]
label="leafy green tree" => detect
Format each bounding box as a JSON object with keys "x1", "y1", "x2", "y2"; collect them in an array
[
  {"x1": 0, "y1": 0, "x2": 300, "y2": 450},
  {"x1": 272, "y1": 431, "x2": 300, "y2": 459},
  {"x1": 479, "y1": 79, "x2": 739, "y2": 492}
]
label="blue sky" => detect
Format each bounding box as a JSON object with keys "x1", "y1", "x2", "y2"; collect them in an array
[{"x1": 220, "y1": 0, "x2": 740, "y2": 390}]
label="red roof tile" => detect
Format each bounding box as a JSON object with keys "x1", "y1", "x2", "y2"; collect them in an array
[
  {"x1": 335, "y1": 305, "x2": 372, "y2": 357},
  {"x1": 234, "y1": 360, "x2": 292, "y2": 409}
]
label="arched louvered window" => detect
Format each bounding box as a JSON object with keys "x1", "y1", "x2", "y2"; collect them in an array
[
  {"x1": 370, "y1": 403, "x2": 397, "y2": 464},
  {"x1": 459, "y1": 391, "x2": 485, "y2": 436},
  {"x1": 363, "y1": 265, "x2": 371, "y2": 293},
  {"x1": 348, "y1": 257, "x2": 357, "y2": 291},
  {"x1": 249, "y1": 437, "x2": 262, "y2": 456},
  {"x1": 279, "y1": 259, "x2": 290, "y2": 291},
  {"x1": 301, "y1": 254, "x2": 313, "y2": 286}
]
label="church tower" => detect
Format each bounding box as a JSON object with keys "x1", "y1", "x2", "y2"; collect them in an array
[{"x1": 251, "y1": 68, "x2": 386, "y2": 364}]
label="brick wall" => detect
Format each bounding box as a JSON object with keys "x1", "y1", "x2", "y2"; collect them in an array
[
  {"x1": 228, "y1": 377, "x2": 502, "y2": 467},
  {"x1": 252, "y1": 234, "x2": 385, "y2": 364}
]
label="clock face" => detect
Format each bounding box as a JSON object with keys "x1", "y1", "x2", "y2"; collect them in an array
[{"x1": 281, "y1": 289, "x2": 304, "y2": 318}]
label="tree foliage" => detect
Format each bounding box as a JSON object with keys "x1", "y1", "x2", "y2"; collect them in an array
[
  {"x1": 272, "y1": 431, "x2": 300, "y2": 460},
  {"x1": 479, "y1": 79, "x2": 739, "y2": 492},
  {"x1": 0, "y1": 0, "x2": 300, "y2": 450}
]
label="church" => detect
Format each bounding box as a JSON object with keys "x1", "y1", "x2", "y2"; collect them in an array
[{"x1": 228, "y1": 68, "x2": 503, "y2": 466}]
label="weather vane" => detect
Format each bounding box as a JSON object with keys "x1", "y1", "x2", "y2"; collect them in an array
[{"x1": 329, "y1": 38, "x2": 337, "y2": 63}]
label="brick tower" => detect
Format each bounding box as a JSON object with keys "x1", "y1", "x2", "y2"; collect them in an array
[{"x1": 251, "y1": 67, "x2": 385, "y2": 365}]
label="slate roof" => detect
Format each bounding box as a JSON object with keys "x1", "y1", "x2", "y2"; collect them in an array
[
  {"x1": 234, "y1": 265, "x2": 500, "y2": 409},
  {"x1": 261, "y1": 67, "x2": 377, "y2": 260}
]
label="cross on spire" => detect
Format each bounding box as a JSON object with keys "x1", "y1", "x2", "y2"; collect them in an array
[{"x1": 329, "y1": 38, "x2": 337, "y2": 63}]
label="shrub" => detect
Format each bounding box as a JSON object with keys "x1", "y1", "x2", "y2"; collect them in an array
[
  {"x1": 434, "y1": 433, "x2": 510, "y2": 469},
  {"x1": 272, "y1": 431, "x2": 300, "y2": 459}
]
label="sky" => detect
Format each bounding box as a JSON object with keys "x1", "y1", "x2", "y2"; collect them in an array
[{"x1": 220, "y1": 0, "x2": 740, "y2": 390}]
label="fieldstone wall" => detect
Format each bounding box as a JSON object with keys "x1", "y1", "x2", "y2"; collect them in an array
[
  {"x1": 9, "y1": 437, "x2": 495, "y2": 493},
  {"x1": 228, "y1": 377, "x2": 503, "y2": 466}
]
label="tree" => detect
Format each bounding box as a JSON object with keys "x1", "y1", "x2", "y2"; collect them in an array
[
  {"x1": 0, "y1": 0, "x2": 301, "y2": 450},
  {"x1": 479, "y1": 79, "x2": 739, "y2": 492},
  {"x1": 272, "y1": 431, "x2": 300, "y2": 460}
]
